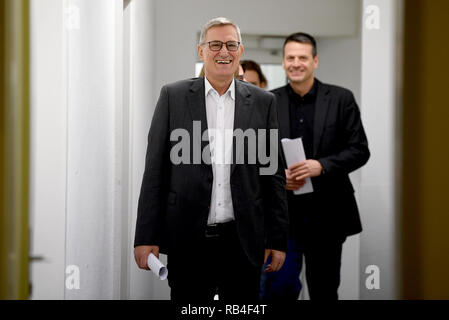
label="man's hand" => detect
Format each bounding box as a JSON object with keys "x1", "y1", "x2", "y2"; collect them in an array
[
  {"x1": 264, "y1": 249, "x2": 286, "y2": 273},
  {"x1": 285, "y1": 169, "x2": 306, "y2": 191},
  {"x1": 288, "y1": 160, "x2": 322, "y2": 182},
  {"x1": 134, "y1": 245, "x2": 159, "y2": 270}
]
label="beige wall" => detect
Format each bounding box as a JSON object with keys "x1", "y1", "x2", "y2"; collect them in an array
[
  {"x1": 0, "y1": 0, "x2": 30, "y2": 300},
  {"x1": 401, "y1": 0, "x2": 449, "y2": 299}
]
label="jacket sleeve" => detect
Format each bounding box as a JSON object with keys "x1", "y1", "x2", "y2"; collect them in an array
[
  {"x1": 134, "y1": 86, "x2": 170, "y2": 247},
  {"x1": 318, "y1": 90, "x2": 370, "y2": 175},
  {"x1": 261, "y1": 93, "x2": 289, "y2": 252}
]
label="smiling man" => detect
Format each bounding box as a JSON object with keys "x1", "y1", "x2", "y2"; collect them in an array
[
  {"x1": 260, "y1": 32, "x2": 370, "y2": 300},
  {"x1": 134, "y1": 17, "x2": 288, "y2": 301}
]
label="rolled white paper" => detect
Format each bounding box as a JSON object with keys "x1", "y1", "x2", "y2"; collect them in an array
[{"x1": 147, "y1": 253, "x2": 168, "y2": 280}]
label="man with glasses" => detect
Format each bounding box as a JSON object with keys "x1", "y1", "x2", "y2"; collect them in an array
[{"x1": 134, "y1": 17, "x2": 288, "y2": 301}]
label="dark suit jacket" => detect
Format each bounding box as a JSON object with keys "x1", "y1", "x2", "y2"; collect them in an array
[
  {"x1": 272, "y1": 79, "x2": 370, "y2": 238},
  {"x1": 135, "y1": 77, "x2": 289, "y2": 266}
]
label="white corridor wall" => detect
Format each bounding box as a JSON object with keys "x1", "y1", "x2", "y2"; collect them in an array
[
  {"x1": 64, "y1": 0, "x2": 124, "y2": 299},
  {"x1": 30, "y1": 0, "x2": 160, "y2": 300},
  {"x1": 30, "y1": 0, "x2": 139, "y2": 299},
  {"x1": 359, "y1": 0, "x2": 402, "y2": 299},
  {"x1": 29, "y1": 0, "x2": 67, "y2": 299}
]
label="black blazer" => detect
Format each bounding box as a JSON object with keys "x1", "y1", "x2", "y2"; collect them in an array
[
  {"x1": 135, "y1": 77, "x2": 289, "y2": 266},
  {"x1": 272, "y1": 79, "x2": 370, "y2": 237}
]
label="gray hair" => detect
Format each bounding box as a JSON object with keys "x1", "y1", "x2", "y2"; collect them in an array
[{"x1": 199, "y1": 17, "x2": 242, "y2": 45}]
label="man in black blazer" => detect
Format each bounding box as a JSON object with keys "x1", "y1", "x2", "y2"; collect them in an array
[
  {"x1": 134, "y1": 17, "x2": 289, "y2": 301},
  {"x1": 260, "y1": 32, "x2": 370, "y2": 300}
]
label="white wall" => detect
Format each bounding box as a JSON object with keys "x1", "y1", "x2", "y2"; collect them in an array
[
  {"x1": 29, "y1": 0, "x2": 67, "y2": 300},
  {"x1": 316, "y1": 36, "x2": 362, "y2": 101},
  {"x1": 126, "y1": 0, "x2": 171, "y2": 300},
  {"x1": 359, "y1": 0, "x2": 401, "y2": 299},
  {"x1": 30, "y1": 0, "x2": 131, "y2": 299},
  {"x1": 30, "y1": 0, "x2": 163, "y2": 300},
  {"x1": 64, "y1": 0, "x2": 125, "y2": 299}
]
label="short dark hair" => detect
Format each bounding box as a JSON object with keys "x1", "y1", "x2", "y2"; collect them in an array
[
  {"x1": 240, "y1": 60, "x2": 267, "y2": 85},
  {"x1": 283, "y1": 32, "x2": 317, "y2": 57}
]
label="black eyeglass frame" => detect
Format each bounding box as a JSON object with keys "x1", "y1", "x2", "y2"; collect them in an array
[{"x1": 201, "y1": 40, "x2": 241, "y2": 52}]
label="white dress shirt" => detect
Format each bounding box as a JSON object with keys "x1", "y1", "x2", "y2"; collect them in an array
[{"x1": 204, "y1": 77, "x2": 235, "y2": 225}]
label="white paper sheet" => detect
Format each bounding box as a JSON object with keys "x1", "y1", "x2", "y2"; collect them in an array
[
  {"x1": 147, "y1": 253, "x2": 168, "y2": 280},
  {"x1": 281, "y1": 137, "x2": 314, "y2": 195}
]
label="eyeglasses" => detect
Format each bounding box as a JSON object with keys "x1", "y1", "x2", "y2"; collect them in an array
[{"x1": 202, "y1": 40, "x2": 241, "y2": 52}]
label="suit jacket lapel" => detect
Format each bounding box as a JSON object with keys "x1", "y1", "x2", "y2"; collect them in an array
[
  {"x1": 312, "y1": 80, "x2": 330, "y2": 157},
  {"x1": 276, "y1": 86, "x2": 291, "y2": 139},
  {"x1": 231, "y1": 81, "x2": 252, "y2": 176},
  {"x1": 188, "y1": 77, "x2": 208, "y2": 128},
  {"x1": 187, "y1": 78, "x2": 211, "y2": 165}
]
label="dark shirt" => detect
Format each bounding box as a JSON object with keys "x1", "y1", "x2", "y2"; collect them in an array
[
  {"x1": 287, "y1": 80, "x2": 318, "y2": 159},
  {"x1": 286, "y1": 80, "x2": 319, "y2": 229}
]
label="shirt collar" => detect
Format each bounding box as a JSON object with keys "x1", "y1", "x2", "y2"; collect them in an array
[
  {"x1": 287, "y1": 78, "x2": 318, "y2": 101},
  {"x1": 204, "y1": 76, "x2": 235, "y2": 100}
]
